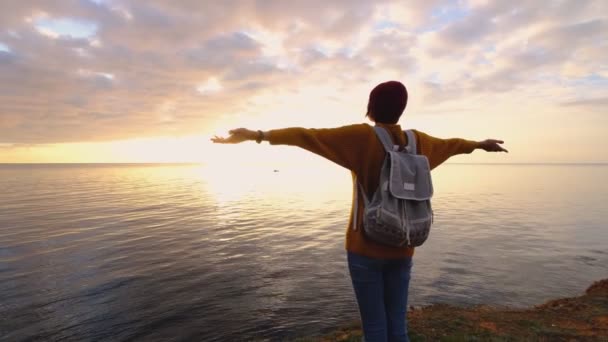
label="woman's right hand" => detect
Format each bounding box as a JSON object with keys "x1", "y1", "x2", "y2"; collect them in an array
[
  {"x1": 477, "y1": 139, "x2": 508, "y2": 153},
  {"x1": 211, "y1": 128, "x2": 258, "y2": 144}
]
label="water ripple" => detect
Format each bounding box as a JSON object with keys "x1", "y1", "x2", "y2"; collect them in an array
[{"x1": 1, "y1": 164, "x2": 607, "y2": 341}]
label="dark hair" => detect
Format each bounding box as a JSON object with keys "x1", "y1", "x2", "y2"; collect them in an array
[{"x1": 365, "y1": 81, "x2": 408, "y2": 124}]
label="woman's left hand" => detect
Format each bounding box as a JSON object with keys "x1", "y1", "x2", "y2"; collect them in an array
[{"x1": 211, "y1": 128, "x2": 257, "y2": 144}]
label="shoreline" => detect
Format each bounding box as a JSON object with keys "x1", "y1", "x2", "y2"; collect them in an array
[{"x1": 309, "y1": 279, "x2": 608, "y2": 341}]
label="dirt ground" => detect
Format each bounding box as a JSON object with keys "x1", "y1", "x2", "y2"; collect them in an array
[{"x1": 310, "y1": 279, "x2": 608, "y2": 342}]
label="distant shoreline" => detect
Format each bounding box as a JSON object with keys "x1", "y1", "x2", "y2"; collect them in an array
[{"x1": 1, "y1": 162, "x2": 607, "y2": 166}]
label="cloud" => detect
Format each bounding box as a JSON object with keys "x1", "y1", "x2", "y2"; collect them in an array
[
  {"x1": 561, "y1": 97, "x2": 608, "y2": 110},
  {"x1": 409, "y1": 0, "x2": 607, "y2": 105},
  {"x1": 0, "y1": 0, "x2": 606, "y2": 146}
]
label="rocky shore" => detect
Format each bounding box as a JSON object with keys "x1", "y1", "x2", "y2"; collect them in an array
[{"x1": 310, "y1": 279, "x2": 608, "y2": 341}]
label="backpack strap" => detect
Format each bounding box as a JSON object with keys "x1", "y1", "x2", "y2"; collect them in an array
[
  {"x1": 373, "y1": 126, "x2": 397, "y2": 152},
  {"x1": 353, "y1": 127, "x2": 412, "y2": 231},
  {"x1": 351, "y1": 175, "x2": 369, "y2": 231},
  {"x1": 356, "y1": 126, "x2": 393, "y2": 230},
  {"x1": 405, "y1": 130, "x2": 417, "y2": 155}
]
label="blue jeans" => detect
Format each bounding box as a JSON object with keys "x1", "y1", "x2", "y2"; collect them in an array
[{"x1": 347, "y1": 252, "x2": 413, "y2": 342}]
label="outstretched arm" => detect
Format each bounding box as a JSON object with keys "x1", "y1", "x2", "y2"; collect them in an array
[
  {"x1": 415, "y1": 130, "x2": 508, "y2": 169},
  {"x1": 212, "y1": 125, "x2": 368, "y2": 171}
]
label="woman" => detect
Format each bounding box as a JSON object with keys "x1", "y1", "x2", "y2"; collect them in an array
[{"x1": 212, "y1": 81, "x2": 507, "y2": 342}]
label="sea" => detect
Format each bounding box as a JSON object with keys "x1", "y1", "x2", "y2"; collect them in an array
[{"x1": 1, "y1": 163, "x2": 607, "y2": 341}]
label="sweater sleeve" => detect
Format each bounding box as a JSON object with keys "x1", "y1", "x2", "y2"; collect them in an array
[
  {"x1": 267, "y1": 124, "x2": 368, "y2": 171},
  {"x1": 414, "y1": 130, "x2": 479, "y2": 170}
]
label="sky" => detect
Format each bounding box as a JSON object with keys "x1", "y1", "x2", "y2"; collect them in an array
[{"x1": 0, "y1": 0, "x2": 606, "y2": 164}]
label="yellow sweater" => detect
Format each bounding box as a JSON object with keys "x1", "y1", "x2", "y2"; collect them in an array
[{"x1": 267, "y1": 123, "x2": 479, "y2": 259}]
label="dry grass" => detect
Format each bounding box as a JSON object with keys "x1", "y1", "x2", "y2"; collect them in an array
[{"x1": 295, "y1": 279, "x2": 608, "y2": 342}]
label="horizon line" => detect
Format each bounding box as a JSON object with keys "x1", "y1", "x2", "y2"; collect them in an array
[{"x1": 1, "y1": 162, "x2": 607, "y2": 166}]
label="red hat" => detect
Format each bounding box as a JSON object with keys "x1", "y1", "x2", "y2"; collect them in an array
[{"x1": 366, "y1": 81, "x2": 408, "y2": 124}]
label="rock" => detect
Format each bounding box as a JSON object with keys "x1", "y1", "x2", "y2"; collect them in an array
[{"x1": 586, "y1": 279, "x2": 608, "y2": 296}]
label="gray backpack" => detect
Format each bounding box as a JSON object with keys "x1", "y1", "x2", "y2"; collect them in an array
[{"x1": 352, "y1": 127, "x2": 434, "y2": 247}]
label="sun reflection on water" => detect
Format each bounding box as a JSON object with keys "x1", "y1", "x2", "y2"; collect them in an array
[{"x1": 196, "y1": 161, "x2": 352, "y2": 209}]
